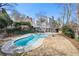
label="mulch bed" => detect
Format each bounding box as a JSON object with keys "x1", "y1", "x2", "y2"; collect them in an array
[{"x1": 61, "y1": 34, "x2": 79, "y2": 51}]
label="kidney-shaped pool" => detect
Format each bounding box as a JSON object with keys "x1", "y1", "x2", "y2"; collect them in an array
[
  {"x1": 14, "y1": 34, "x2": 48, "y2": 46},
  {"x1": 1, "y1": 34, "x2": 48, "y2": 54}
]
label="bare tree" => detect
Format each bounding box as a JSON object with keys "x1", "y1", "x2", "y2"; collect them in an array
[
  {"x1": 35, "y1": 12, "x2": 47, "y2": 32},
  {"x1": 58, "y1": 4, "x2": 66, "y2": 28},
  {"x1": 62, "y1": 4, "x2": 66, "y2": 26},
  {"x1": 11, "y1": 10, "x2": 21, "y2": 20},
  {"x1": 11, "y1": 10, "x2": 27, "y2": 22},
  {"x1": 36, "y1": 12, "x2": 47, "y2": 23},
  {"x1": 75, "y1": 3, "x2": 79, "y2": 40},
  {"x1": 66, "y1": 3, "x2": 71, "y2": 24},
  {"x1": 0, "y1": 3, "x2": 17, "y2": 11}
]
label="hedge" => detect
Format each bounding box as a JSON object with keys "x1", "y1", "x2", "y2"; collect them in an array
[{"x1": 62, "y1": 26, "x2": 75, "y2": 38}]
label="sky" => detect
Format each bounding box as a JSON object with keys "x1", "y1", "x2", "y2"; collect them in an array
[
  {"x1": 12, "y1": 3, "x2": 64, "y2": 20},
  {"x1": 7, "y1": 3, "x2": 76, "y2": 21}
]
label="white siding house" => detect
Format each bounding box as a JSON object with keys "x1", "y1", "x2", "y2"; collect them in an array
[{"x1": 32, "y1": 16, "x2": 55, "y2": 32}]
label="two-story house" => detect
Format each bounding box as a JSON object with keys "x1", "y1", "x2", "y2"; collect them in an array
[{"x1": 32, "y1": 16, "x2": 55, "y2": 32}]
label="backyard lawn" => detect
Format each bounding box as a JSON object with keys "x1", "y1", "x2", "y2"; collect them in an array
[{"x1": 0, "y1": 33, "x2": 79, "y2": 56}]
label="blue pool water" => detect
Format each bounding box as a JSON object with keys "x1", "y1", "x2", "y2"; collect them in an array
[{"x1": 14, "y1": 34, "x2": 48, "y2": 46}]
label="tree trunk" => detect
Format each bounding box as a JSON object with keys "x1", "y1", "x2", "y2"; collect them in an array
[
  {"x1": 66, "y1": 4, "x2": 71, "y2": 25},
  {"x1": 62, "y1": 4, "x2": 66, "y2": 26},
  {"x1": 75, "y1": 4, "x2": 79, "y2": 40}
]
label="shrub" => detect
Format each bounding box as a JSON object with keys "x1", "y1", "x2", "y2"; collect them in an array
[
  {"x1": 75, "y1": 33, "x2": 79, "y2": 41},
  {"x1": 78, "y1": 36, "x2": 79, "y2": 41},
  {"x1": 62, "y1": 26, "x2": 75, "y2": 38},
  {"x1": 75, "y1": 35, "x2": 79, "y2": 41},
  {"x1": 6, "y1": 28, "x2": 16, "y2": 34},
  {"x1": 14, "y1": 22, "x2": 31, "y2": 27},
  {"x1": 14, "y1": 29, "x2": 34, "y2": 34},
  {"x1": 0, "y1": 17, "x2": 8, "y2": 29},
  {"x1": 6, "y1": 28, "x2": 34, "y2": 35}
]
